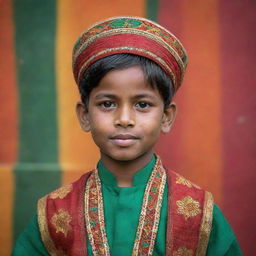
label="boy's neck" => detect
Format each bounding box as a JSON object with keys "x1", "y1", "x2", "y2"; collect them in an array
[{"x1": 100, "y1": 151, "x2": 154, "y2": 187}]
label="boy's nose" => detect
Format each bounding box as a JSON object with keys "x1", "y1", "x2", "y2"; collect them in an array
[{"x1": 114, "y1": 106, "x2": 135, "y2": 128}]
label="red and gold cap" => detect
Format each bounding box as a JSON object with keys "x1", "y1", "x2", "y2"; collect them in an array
[{"x1": 72, "y1": 16, "x2": 188, "y2": 92}]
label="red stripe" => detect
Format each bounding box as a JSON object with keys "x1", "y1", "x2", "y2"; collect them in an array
[
  {"x1": 219, "y1": 2, "x2": 256, "y2": 255},
  {"x1": 157, "y1": 0, "x2": 223, "y2": 205},
  {"x1": 0, "y1": 0, "x2": 16, "y2": 253},
  {"x1": 0, "y1": 0, "x2": 18, "y2": 163}
]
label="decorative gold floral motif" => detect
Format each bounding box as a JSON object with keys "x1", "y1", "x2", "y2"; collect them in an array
[
  {"x1": 176, "y1": 176, "x2": 192, "y2": 188},
  {"x1": 51, "y1": 209, "x2": 72, "y2": 237},
  {"x1": 176, "y1": 175, "x2": 201, "y2": 189},
  {"x1": 173, "y1": 247, "x2": 193, "y2": 256},
  {"x1": 176, "y1": 196, "x2": 201, "y2": 220},
  {"x1": 50, "y1": 184, "x2": 73, "y2": 199}
]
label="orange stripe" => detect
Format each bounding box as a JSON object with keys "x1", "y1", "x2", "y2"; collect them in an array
[
  {"x1": 0, "y1": 0, "x2": 18, "y2": 163},
  {"x1": 179, "y1": 0, "x2": 222, "y2": 204},
  {"x1": 0, "y1": 165, "x2": 14, "y2": 255},
  {"x1": 56, "y1": 0, "x2": 145, "y2": 185}
]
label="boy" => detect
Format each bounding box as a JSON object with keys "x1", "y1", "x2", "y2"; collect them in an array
[{"x1": 13, "y1": 16, "x2": 242, "y2": 255}]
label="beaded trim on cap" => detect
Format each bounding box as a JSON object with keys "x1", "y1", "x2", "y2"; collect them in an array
[{"x1": 72, "y1": 16, "x2": 188, "y2": 92}]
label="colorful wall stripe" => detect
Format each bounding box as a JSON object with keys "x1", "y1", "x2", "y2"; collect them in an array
[
  {"x1": 0, "y1": 0, "x2": 255, "y2": 255},
  {"x1": 0, "y1": 0, "x2": 18, "y2": 164},
  {"x1": 180, "y1": 0, "x2": 222, "y2": 204},
  {"x1": 219, "y1": 1, "x2": 256, "y2": 254},
  {"x1": 13, "y1": 0, "x2": 61, "y2": 242},
  {"x1": 0, "y1": 167, "x2": 14, "y2": 255},
  {"x1": 13, "y1": 0, "x2": 58, "y2": 163}
]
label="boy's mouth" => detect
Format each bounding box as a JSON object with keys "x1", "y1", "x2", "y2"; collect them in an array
[{"x1": 110, "y1": 134, "x2": 139, "y2": 147}]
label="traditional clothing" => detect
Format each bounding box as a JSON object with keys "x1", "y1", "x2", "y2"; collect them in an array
[{"x1": 13, "y1": 156, "x2": 242, "y2": 255}]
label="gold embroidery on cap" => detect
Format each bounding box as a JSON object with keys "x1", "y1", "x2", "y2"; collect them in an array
[
  {"x1": 74, "y1": 28, "x2": 185, "y2": 72},
  {"x1": 176, "y1": 196, "x2": 201, "y2": 220},
  {"x1": 77, "y1": 46, "x2": 177, "y2": 90},
  {"x1": 51, "y1": 209, "x2": 72, "y2": 237},
  {"x1": 50, "y1": 184, "x2": 73, "y2": 199},
  {"x1": 173, "y1": 247, "x2": 193, "y2": 256}
]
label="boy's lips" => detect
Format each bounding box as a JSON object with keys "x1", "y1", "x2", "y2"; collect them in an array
[
  {"x1": 111, "y1": 134, "x2": 139, "y2": 140},
  {"x1": 110, "y1": 134, "x2": 139, "y2": 147}
]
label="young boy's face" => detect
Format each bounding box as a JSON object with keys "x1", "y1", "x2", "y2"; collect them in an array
[{"x1": 76, "y1": 66, "x2": 176, "y2": 163}]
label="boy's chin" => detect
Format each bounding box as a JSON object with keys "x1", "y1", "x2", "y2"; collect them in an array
[
  {"x1": 101, "y1": 150, "x2": 153, "y2": 163},
  {"x1": 106, "y1": 153, "x2": 138, "y2": 162}
]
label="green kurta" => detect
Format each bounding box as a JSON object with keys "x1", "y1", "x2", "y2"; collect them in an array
[{"x1": 12, "y1": 156, "x2": 242, "y2": 255}]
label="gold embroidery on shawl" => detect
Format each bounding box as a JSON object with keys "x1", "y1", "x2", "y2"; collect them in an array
[
  {"x1": 176, "y1": 175, "x2": 201, "y2": 189},
  {"x1": 132, "y1": 157, "x2": 166, "y2": 255},
  {"x1": 50, "y1": 209, "x2": 72, "y2": 237},
  {"x1": 38, "y1": 197, "x2": 64, "y2": 256},
  {"x1": 85, "y1": 171, "x2": 110, "y2": 256},
  {"x1": 176, "y1": 176, "x2": 192, "y2": 188},
  {"x1": 176, "y1": 196, "x2": 201, "y2": 220},
  {"x1": 173, "y1": 247, "x2": 193, "y2": 256},
  {"x1": 196, "y1": 191, "x2": 213, "y2": 256},
  {"x1": 49, "y1": 184, "x2": 73, "y2": 199}
]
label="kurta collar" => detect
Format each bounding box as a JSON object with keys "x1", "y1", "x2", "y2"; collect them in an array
[{"x1": 97, "y1": 155, "x2": 156, "y2": 187}]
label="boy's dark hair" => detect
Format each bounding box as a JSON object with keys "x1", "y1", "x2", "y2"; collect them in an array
[{"x1": 78, "y1": 53, "x2": 174, "y2": 108}]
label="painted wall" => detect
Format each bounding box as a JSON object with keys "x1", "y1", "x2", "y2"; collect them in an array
[{"x1": 0, "y1": 0, "x2": 255, "y2": 255}]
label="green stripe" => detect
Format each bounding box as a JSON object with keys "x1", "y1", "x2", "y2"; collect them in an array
[
  {"x1": 13, "y1": 0, "x2": 60, "y2": 240},
  {"x1": 14, "y1": 0, "x2": 58, "y2": 163},
  {"x1": 146, "y1": 0, "x2": 159, "y2": 21}
]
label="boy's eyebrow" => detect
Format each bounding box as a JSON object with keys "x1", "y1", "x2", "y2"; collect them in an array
[
  {"x1": 94, "y1": 93, "x2": 156, "y2": 99},
  {"x1": 94, "y1": 93, "x2": 116, "y2": 99},
  {"x1": 133, "y1": 93, "x2": 156, "y2": 99}
]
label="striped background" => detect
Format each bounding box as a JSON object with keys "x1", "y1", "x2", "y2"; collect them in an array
[{"x1": 0, "y1": 0, "x2": 255, "y2": 255}]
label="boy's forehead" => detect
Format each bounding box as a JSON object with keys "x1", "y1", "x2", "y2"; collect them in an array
[
  {"x1": 72, "y1": 16, "x2": 188, "y2": 95},
  {"x1": 89, "y1": 67, "x2": 161, "y2": 98}
]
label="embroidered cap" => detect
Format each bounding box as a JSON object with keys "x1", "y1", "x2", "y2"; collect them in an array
[{"x1": 72, "y1": 16, "x2": 188, "y2": 92}]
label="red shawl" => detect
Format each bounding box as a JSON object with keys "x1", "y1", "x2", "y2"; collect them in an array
[{"x1": 38, "y1": 166, "x2": 213, "y2": 256}]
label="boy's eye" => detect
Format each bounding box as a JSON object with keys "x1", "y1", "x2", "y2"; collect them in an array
[
  {"x1": 100, "y1": 101, "x2": 116, "y2": 108},
  {"x1": 135, "y1": 101, "x2": 151, "y2": 109}
]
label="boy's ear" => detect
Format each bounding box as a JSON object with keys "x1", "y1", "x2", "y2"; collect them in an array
[
  {"x1": 161, "y1": 102, "x2": 177, "y2": 134},
  {"x1": 76, "y1": 101, "x2": 91, "y2": 132}
]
